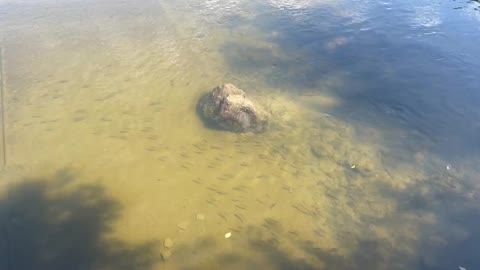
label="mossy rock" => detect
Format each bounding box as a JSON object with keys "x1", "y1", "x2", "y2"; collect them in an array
[{"x1": 198, "y1": 84, "x2": 270, "y2": 133}]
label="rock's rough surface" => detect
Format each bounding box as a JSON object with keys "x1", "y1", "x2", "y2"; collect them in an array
[{"x1": 198, "y1": 84, "x2": 270, "y2": 133}]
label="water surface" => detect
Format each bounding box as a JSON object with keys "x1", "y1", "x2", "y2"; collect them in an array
[{"x1": 1, "y1": 0, "x2": 480, "y2": 269}]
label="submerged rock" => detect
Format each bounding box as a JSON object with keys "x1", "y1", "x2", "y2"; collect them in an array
[
  {"x1": 161, "y1": 250, "x2": 172, "y2": 261},
  {"x1": 164, "y1": 238, "x2": 174, "y2": 248},
  {"x1": 198, "y1": 84, "x2": 270, "y2": 133},
  {"x1": 177, "y1": 221, "x2": 189, "y2": 231}
]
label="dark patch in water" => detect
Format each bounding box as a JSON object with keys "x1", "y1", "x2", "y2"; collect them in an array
[{"x1": 2, "y1": 169, "x2": 160, "y2": 270}]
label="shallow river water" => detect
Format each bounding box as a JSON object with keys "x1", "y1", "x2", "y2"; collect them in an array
[{"x1": 1, "y1": 0, "x2": 480, "y2": 269}]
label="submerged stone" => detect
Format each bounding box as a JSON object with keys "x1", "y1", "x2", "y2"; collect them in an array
[
  {"x1": 198, "y1": 83, "x2": 270, "y2": 133},
  {"x1": 164, "y1": 238, "x2": 174, "y2": 248},
  {"x1": 177, "y1": 221, "x2": 189, "y2": 230},
  {"x1": 161, "y1": 250, "x2": 172, "y2": 261}
]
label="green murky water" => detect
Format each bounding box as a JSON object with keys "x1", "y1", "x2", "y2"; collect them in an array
[{"x1": 1, "y1": 0, "x2": 480, "y2": 269}]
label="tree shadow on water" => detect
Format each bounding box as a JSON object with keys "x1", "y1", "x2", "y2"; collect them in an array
[
  {"x1": 220, "y1": 1, "x2": 480, "y2": 161},
  {"x1": 218, "y1": 4, "x2": 480, "y2": 268},
  {"x1": 170, "y1": 171, "x2": 480, "y2": 270},
  {"x1": 377, "y1": 174, "x2": 480, "y2": 270},
  {"x1": 0, "y1": 169, "x2": 160, "y2": 270}
]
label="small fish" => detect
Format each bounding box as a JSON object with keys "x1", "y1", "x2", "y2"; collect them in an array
[
  {"x1": 206, "y1": 199, "x2": 217, "y2": 205},
  {"x1": 233, "y1": 186, "x2": 248, "y2": 192},
  {"x1": 228, "y1": 227, "x2": 241, "y2": 233},
  {"x1": 234, "y1": 214, "x2": 244, "y2": 223},
  {"x1": 217, "y1": 213, "x2": 228, "y2": 222},
  {"x1": 292, "y1": 204, "x2": 310, "y2": 216},
  {"x1": 235, "y1": 204, "x2": 247, "y2": 210}
]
